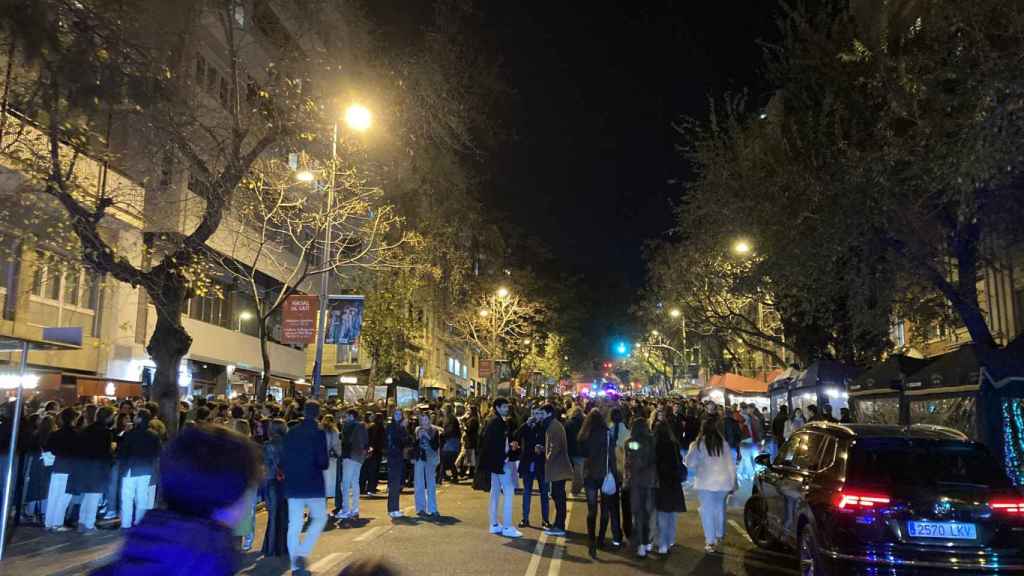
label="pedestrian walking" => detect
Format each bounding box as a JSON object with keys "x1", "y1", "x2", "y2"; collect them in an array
[
  {"x1": 653, "y1": 420, "x2": 685, "y2": 555},
  {"x1": 321, "y1": 414, "x2": 340, "y2": 503},
  {"x1": 282, "y1": 401, "x2": 329, "y2": 575},
  {"x1": 455, "y1": 405, "x2": 479, "y2": 480},
  {"x1": 516, "y1": 405, "x2": 549, "y2": 529},
  {"x1": 338, "y1": 408, "x2": 367, "y2": 522},
  {"x1": 413, "y1": 412, "x2": 441, "y2": 516},
  {"x1": 609, "y1": 408, "x2": 631, "y2": 541},
  {"x1": 439, "y1": 405, "x2": 461, "y2": 484},
  {"x1": 541, "y1": 403, "x2": 571, "y2": 537},
  {"x1": 771, "y1": 405, "x2": 788, "y2": 458},
  {"x1": 563, "y1": 407, "x2": 584, "y2": 497},
  {"x1": 116, "y1": 409, "x2": 161, "y2": 529},
  {"x1": 478, "y1": 398, "x2": 521, "y2": 538},
  {"x1": 385, "y1": 408, "x2": 411, "y2": 518},
  {"x1": 89, "y1": 425, "x2": 262, "y2": 576},
  {"x1": 24, "y1": 414, "x2": 55, "y2": 523},
  {"x1": 624, "y1": 417, "x2": 656, "y2": 558},
  {"x1": 360, "y1": 412, "x2": 384, "y2": 495},
  {"x1": 578, "y1": 408, "x2": 620, "y2": 557},
  {"x1": 686, "y1": 416, "x2": 737, "y2": 553}
]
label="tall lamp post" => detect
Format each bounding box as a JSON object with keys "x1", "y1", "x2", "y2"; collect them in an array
[{"x1": 304, "y1": 103, "x2": 373, "y2": 399}]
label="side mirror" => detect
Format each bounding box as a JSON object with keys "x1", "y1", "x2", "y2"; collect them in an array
[{"x1": 754, "y1": 453, "x2": 772, "y2": 467}]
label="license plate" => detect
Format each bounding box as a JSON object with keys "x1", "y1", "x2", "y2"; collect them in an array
[{"x1": 907, "y1": 521, "x2": 977, "y2": 540}]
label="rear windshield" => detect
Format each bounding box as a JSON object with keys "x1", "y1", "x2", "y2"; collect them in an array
[{"x1": 846, "y1": 439, "x2": 1011, "y2": 488}]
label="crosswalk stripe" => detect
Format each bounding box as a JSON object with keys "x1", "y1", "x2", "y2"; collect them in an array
[
  {"x1": 523, "y1": 530, "x2": 549, "y2": 576},
  {"x1": 729, "y1": 519, "x2": 753, "y2": 544},
  {"x1": 309, "y1": 552, "x2": 351, "y2": 574},
  {"x1": 547, "y1": 502, "x2": 573, "y2": 576},
  {"x1": 353, "y1": 525, "x2": 387, "y2": 542}
]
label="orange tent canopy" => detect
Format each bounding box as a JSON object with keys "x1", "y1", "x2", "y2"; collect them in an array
[{"x1": 707, "y1": 372, "x2": 769, "y2": 394}]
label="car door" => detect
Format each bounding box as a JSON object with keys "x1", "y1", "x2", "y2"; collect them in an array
[
  {"x1": 761, "y1": 434, "x2": 801, "y2": 535},
  {"x1": 777, "y1": 432, "x2": 827, "y2": 546}
]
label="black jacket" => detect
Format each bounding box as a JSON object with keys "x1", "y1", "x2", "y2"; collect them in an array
[
  {"x1": 564, "y1": 414, "x2": 583, "y2": 459},
  {"x1": 654, "y1": 434, "x2": 686, "y2": 513},
  {"x1": 578, "y1": 422, "x2": 609, "y2": 483},
  {"x1": 72, "y1": 422, "x2": 114, "y2": 494},
  {"x1": 463, "y1": 416, "x2": 480, "y2": 450},
  {"x1": 117, "y1": 421, "x2": 162, "y2": 477},
  {"x1": 516, "y1": 420, "x2": 547, "y2": 476},
  {"x1": 478, "y1": 414, "x2": 512, "y2": 475},
  {"x1": 385, "y1": 420, "x2": 411, "y2": 461},
  {"x1": 772, "y1": 412, "x2": 788, "y2": 442},
  {"x1": 46, "y1": 426, "x2": 78, "y2": 475}
]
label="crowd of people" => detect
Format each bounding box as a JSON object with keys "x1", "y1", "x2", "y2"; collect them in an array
[{"x1": 0, "y1": 390, "x2": 848, "y2": 574}]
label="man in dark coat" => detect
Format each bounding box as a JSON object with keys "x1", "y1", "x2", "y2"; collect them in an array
[
  {"x1": 515, "y1": 406, "x2": 549, "y2": 528},
  {"x1": 74, "y1": 406, "x2": 114, "y2": 533},
  {"x1": 384, "y1": 409, "x2": 411, "y2": 517},
  {"x1": 479, "y1": 398, "x2": 521, "y2": 538},
  {"x1": 116, "y1": 410, "x2": 162, "y2": 528},
  {"x1": 281, "y1": 401, "x2": 328, "y2": 574},
  {"x1": 563, "y1": 408, "x2": 584, "y2": 496}
]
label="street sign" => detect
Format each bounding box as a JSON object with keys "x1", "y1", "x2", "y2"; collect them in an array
[
  {"x1": 282, "y1": 295, "x2": 318, "y2": 344},
  {"x1": 479, "y1": 359, "x2": 494, "y2": 378}
]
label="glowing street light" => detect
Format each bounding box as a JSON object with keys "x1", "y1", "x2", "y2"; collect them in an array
[
  {"x1": 238, "y1": 310, "x2": 254, "y2": 331},
  {"x1": 344, "y1": 103, "x2": 373, "y2": 132},
  {"x1": 651, "y1": 330, "x2": 660, "y2": 337},
  {"x1": 479, "y1": 309, "x2": 490, "y2": 318},
  {"x1": 496, "y1": 287, "x2": 510, "y2": 298},
  {"x1": 295, "y1": 169, "x2": 315, "y2": 183},
  {"x1": 669, "y1": 308, "x2": 681, "y2": 319},
  {"x1": 733, "y1": 240, "x2": 752, "y2": 255}
]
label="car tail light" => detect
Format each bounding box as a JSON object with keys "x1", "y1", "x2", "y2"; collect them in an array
[
  {"x1": 834, "y1": 490, "x2": 891, "y2": 511},
  {"x1": 990, "y1": 500, "x2": 1024, "y2": 514}
]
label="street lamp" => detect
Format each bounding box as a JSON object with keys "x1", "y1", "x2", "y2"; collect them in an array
[
  {"x1": 295, "y1": 169, "x2": 315, "y2": 183},
  {"x1": 651, "y1": 330, "x2": 659, "y2": 337},
  {"x1": 238, "y1": 310, "x2": 253, "y2": 332},
  {"x1": 496, "y1": 286, "x2": 509, "y2": 298},
  {"x1": 733, "y1": 239, "x2": 752, "y2": 255},
  {"x1": 669, "y1": 308, "x2": 681, "y2": 319},
  {"x1": 479, "y1": 309, "x2": 490, "y2": 317},
  {"x1": 311, "y1": 101, "x2": 373, "y2": 398}
]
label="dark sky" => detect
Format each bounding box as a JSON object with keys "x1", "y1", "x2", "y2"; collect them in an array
[{"x1": 484, "y1": 1, "x2": 781, "y2": 349}]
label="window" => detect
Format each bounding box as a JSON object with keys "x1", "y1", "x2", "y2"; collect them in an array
[
  {"x1": 461, "y1": 364, "x2": 468, "y2": 379},
  {"x1": 846, "y1": 440, "x2": 1010, "y2": 488},
  {"x1": 891, "y1": 320, "x2": 906, "y2": 349},
  {"x1": 793, "y1": 432, "x2": 827, "y2": 470},
  {"x1": 31, "y1": 256, "x2": 97, "y2": 309},
  {"x1": 188, "y1": 291, "x2": 225, "y2": 327}
]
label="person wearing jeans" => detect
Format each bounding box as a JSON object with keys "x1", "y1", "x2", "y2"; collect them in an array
[
  {"x1": 338, "y1": 409, "x2": 367, "y2": 521},
  {"x1": 479, "y1": 398, "x2": 521, "y2": 538},
  {"x1": 541, "y1": 404, "x2": 572, "y2": 536},
  {"x1": 653, "y1": 420, "x2": 686, "y2": 554},
  {"x1": 686, "y1": 416, "x2": 737, "y2": 553},
  {"x1": 413, "y1": 413, "x2": 441, "y2": 516},
  {"x1": 281, "y1": 402, "x2": 329, "y2": 574},
  {"x1": 516, "y1": 406, "x2": 549, "y2": 528}
]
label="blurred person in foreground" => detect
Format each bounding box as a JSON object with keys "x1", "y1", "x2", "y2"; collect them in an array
[{"x1": 91, "y1": 425, "x2": 262, "y2": 576}]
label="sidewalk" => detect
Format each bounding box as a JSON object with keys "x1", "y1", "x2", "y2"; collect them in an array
[{"x1": 1, "y1": 523, "x2": 123, "y2": 575}]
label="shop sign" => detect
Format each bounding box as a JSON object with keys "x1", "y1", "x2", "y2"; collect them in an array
[{"x1": 282, "y1": 295, "x2": 318, "y2": 344}]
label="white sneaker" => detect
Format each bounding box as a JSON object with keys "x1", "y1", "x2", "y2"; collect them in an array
[
  {"x1": 335, "y1": 511, "x2": 349, "y2": 520},
  {"x1": 637, "y1": 545, "x2": 647, "y2": 558},
  {"x1": 489, "y1": 524, "x2": 503, "y2": 534},
  {"x1": 389, "y1": 511, "x2": 404, "y2": 519},
  {"x1": 657, "y1": 545, "x2": 668, "y2": 555},
  {"x1": 501, "y1": 527, "x2": 522, "y2": 538}
]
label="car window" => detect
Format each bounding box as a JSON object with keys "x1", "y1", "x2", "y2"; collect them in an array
[
  {"x1": 792, "y1": 432, "x2": 826, "y2": 471},
  {"x1": 776, "y1": 433, "x2": 802, "y2": 466},
  {"x1": 845, "y1": 439, "x2": 1011, "y2": 488},
  {"x1": 816, "y1": 436, "x2": 837, "y2": 471}
]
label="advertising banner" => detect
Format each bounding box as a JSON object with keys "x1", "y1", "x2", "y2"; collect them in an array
[
  {"x1": 281, "y1": 295, "x2": 318, "y2": 344},
  {"x1": 326, "y1": 295, "x2": 365, "y2": 345}
]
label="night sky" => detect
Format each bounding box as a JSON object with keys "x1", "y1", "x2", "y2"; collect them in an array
[{"x1": 485, "y1": 1, "x2": 781, "y2": 348}]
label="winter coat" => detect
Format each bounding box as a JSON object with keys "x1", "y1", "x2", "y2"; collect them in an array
[
  {"x1": 341, "y1": 420, "x2": 368, "y2": 462},
  {"x1": 577, "y1": 421, "x2": 609, "y2": 484},
  {"x1": 624, "y1": 427, "x2": 657, "y2": 490},
  {"x1": 281, "y1": 418, "x2": 328, "y2": 498},
  {"x1": 772, "y1": 412, "x2": 788, "y2": 443},
  {"x1": 544, "y1": 418, "x2": 573, "y2": 482},
  {"x1": 478, "y1": 414, "x2": 512, "y2": 475},
  {"x1": 89, "y1": 509, "x2": 237, "y2": 576},
  {"x1": 564, "y1": 414, "x2": 583, "y2": 459},
  {"x1": 46, "y1": 426, "x2": 78, "y2": 475},
  {"x1": 686, "y1": 436, "x2": 737, "y2": 492},
  {"x1": 117, "y1": 419, "x2": 162, "y2": 477},
  {"x1": 516, "y1": 419, "x2": 547, "y2": 477},
  {"x1": 655, "y1": 434, "x2": 686, "y2": 513},
  {"x1": 71, "y1": 422, "x2": 113, "y2": 494},
  {"x1": 462, "y1": 416, "x2": 480, "y2": 450},
  {"x1": 385, "y1": 420, "x2": 411, "y2": 461}
]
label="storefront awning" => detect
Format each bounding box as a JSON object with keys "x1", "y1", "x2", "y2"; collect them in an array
[{"x1": 707, "y1": 373, "x2": 769, "y2": 395}]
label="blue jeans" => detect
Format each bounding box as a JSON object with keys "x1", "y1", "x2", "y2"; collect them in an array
[{"x1": 520, "y1": 469, "x2": 549, "y2": 524}]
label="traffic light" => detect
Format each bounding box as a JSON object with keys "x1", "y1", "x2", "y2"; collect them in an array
[{"x1": 612, "y1": 340, "x2": 630, "y2": 357}]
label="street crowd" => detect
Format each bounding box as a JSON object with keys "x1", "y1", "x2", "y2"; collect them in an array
[{"x1": 0, "y1": 390, "x2": 849, "y2": 575}]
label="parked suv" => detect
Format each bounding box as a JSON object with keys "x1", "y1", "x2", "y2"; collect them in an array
[{"x1": 745, "y1": 422, "x2": 1024, "y2": 575}]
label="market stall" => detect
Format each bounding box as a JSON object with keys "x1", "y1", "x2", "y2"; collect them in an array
[
  {"x1": 704, "y1": 373, "x2": 770, "y2": 412},
  {"x1": 788, "y1": 360, "x2": 859, "y2": 420},
  {"x1": 983, "y1": 336, "x2": 1024, "y2": 486},
  {"x1": 767, "y1": 367, "x2": 801, "y2": 418},
  {"x1": 902, "y1": 345, "x2": 981, "y2": 438},
  {"x1": 849, "y1": 354, "x2": 931, "y2": 425}
]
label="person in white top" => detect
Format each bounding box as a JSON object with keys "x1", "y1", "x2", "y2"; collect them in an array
[{"x1": 685, "y1": 417, "x2": 737, "y2": 553}]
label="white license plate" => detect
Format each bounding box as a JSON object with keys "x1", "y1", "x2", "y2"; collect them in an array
[{"x1": 907, "y1": 521, "x2": 977, "y2": 540}]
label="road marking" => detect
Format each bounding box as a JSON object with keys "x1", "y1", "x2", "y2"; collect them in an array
[
  {"x1": 309, "y1": 551, "x2": 351, "y2": 574},
  {"x1": 523, "y1": 530, "x2": 549, "y2": 576},
  {"x1": 729, "y1": 519, "x2": 753, "y2": 544},
  {"x1": 31, "y1": 541, "x2": 71, "y2": 554},
  {"x1": 548, "y1": 502, "x2": 573, "y2": 576},
  {"x1": 353, "y1": 525, "x2": 387, "y2": 542}
]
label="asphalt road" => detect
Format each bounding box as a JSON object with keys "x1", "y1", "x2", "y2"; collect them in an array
[{"x1": 2, "y1": 480, "x2": 800, "y2": 576}]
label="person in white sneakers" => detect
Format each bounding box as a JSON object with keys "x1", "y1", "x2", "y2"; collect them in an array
[
  {"x1": 478, "y1": 398, "x2": 521, "y2": 538},
  {"x1": 685, "y1": 416, "x2": 737, "y2": 554},
  {"x1": 336, "y1": 409, "x2": 367, "y2": 523}
]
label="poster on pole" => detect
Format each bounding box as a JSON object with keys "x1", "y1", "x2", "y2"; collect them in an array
[
  {"x1": 479, "y1": 359, "x2": 494, "y2": 379},
  {"x1": 281, "y1": 295, "x2": 318, "y2": 344},
  {"x1": 325, "y1": 295, "x2": 365, "y2": 345}
]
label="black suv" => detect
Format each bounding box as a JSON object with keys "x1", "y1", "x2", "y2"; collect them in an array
[{"x1": 745, "y1": 422, "x2": 1024, "y2": 575}]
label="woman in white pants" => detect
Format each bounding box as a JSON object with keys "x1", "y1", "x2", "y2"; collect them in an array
[
  {"x1": 413, "y1": 413, "x2": 442, "y2": 516},
  {"x1": 685, "y1": 416, "x2": 737, "y2": 553},
  {"x1": 44, "y1": 409, "x2": 79, "y2": 531}
]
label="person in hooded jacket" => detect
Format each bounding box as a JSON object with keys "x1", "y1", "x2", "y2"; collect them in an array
[
  {"x1": 90, "y1": 425, "x2": 262, "y2": 576},
  {"x1": 116, "y1": 409, "x2": 162, "y2": 528},
  {"x1": 624, "y1": 417, "x2": 656, "y2": 558}
]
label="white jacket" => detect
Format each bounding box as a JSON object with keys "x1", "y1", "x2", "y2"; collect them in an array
[{"x1": 685, "y1": 437, "x2": 737, "y2": 492}]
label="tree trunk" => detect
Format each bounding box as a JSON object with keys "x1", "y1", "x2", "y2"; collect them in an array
[
  {"x1": 256, "y1": 319, "x2": 272, "y2": 402},
  {"x1": 367, "y1": 350, "x2": 379, "y2": 402},
  {"x1": 145, "y1": 288, "x2": 191, "y2": 437}
]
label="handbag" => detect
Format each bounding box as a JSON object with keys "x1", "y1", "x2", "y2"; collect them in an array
[{"x1": 601, "y1": 430, "x2": 617, "y2": 495}]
